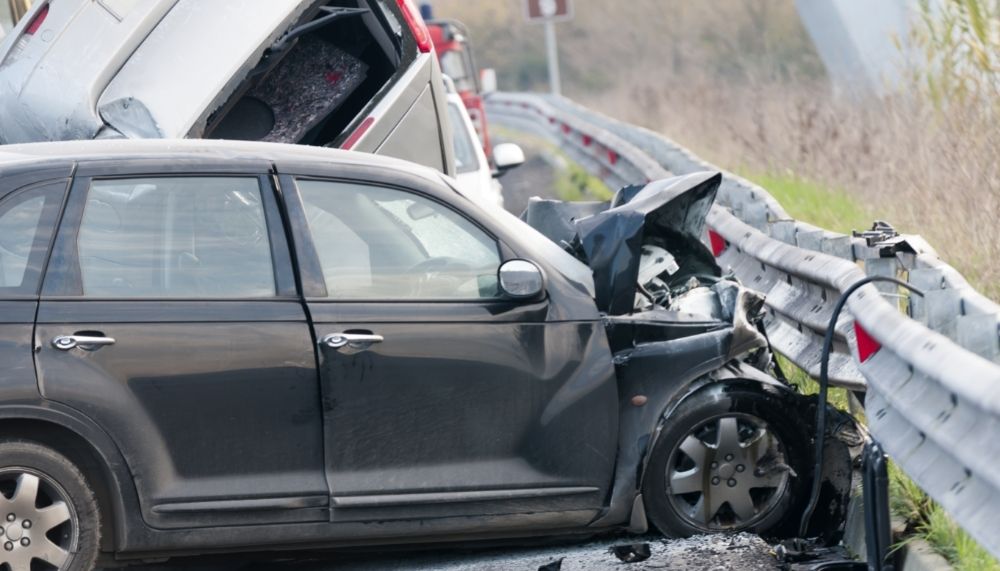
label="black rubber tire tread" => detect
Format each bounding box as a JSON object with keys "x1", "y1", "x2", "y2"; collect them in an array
[
  {"x1": 0, "y1": 439, "x2": 101, "y2": 571},
  {"x1": 641, "y1": 383, "x2": 812, "y2": 539}
]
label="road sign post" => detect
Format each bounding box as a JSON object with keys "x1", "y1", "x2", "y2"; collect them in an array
[{"x1": 525, "y1": 0, "x2": 572, "y2": 96}]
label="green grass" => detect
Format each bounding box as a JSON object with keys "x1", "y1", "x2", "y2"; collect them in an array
[
  {"x1": 889, "y1": 461, "x2": 1000, "y2": 571},
  {"x1": 740, "y1": 171, "x2": 873, "y2": 234},
  {"x1": 554, "y1": 162, "x2": 613, "y2": 202},
  {"x1": 776, "y1": 355, "x2": 851, "y2": 412},
  {"x1": 921, "y1": 506, "x2": 1000, "y2": 571}
]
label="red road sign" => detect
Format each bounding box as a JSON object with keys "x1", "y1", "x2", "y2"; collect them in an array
[{"x1": 524, "y1": 0, "x2": 572, "y2": 23}]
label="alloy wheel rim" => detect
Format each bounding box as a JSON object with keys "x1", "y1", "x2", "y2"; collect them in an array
[
  {"x1": 0, "y1": 468, "x2": 77, "y2": 571},
  {"x1": 665, "y1": 414, "x2": 790, "y2": 531}
]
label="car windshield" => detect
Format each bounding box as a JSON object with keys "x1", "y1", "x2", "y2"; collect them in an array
[{"x1": 448, "y1": 102, "x2": 480, "y2": 174}]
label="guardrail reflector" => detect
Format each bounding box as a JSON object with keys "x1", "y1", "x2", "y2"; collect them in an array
[
  {"x1": 854, "y1": 321, "x2": 881, "y2": 362},
  {"x1": 708, "y1": 229, "x2": 727, "y2": 257}
]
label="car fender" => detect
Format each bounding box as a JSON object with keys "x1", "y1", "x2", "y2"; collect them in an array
[
  {"x1": 589, "y1": 327, "x2": 735, "y2": 528},
  {"x1": 0, "y1": 401, "x2": 144, "y2": 550}
]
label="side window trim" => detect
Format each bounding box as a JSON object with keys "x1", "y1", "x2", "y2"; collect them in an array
[
  {"x1": 276, "y1": 174, "x2": 328, "y2": 299},
  {"x1": 42, "y1": 174, "x2": 293, "y2": 300},
  {"x1": 0, "y1": 179, "x2": 70, "y2": 298},
  {"x1": 258, "y1": 174, "x2": 297, "y2": 297},
  {"x1": 286, "y1": 176, "x2": 504, "y2": 302}
]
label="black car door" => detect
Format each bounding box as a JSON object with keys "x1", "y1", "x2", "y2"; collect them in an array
[
  {"x1": 278, "y1": 169, "x2": 619, "y2": 529},
  {"x1": 33, "y1": 162, "x2": 328, "y2": 529}
]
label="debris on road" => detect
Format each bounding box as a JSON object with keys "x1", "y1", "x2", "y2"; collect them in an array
[{"x1": 298, "y1": 534, "x2": 779, "y2": 570}]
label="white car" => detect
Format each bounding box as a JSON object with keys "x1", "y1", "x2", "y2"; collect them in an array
[{"x1": 444, "y1": 82, "x2": 523, "y2": 209}]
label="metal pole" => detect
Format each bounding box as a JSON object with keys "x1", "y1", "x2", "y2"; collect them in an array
[{"x1": 544, "y1": 19, "x2": 561, "y2": 96}]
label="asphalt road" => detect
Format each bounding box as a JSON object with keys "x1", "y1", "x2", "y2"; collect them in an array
[{"x1": 104, "y1": 534, "x2": 779, "y2": 571}]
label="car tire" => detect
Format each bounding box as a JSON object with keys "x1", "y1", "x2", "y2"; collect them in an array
[
  {"x1": 641, "y1": 383, "x2": 811, "y2": 538},
  {"x1": 0, "y1": 439, "x2": 101, "y2": 571}
]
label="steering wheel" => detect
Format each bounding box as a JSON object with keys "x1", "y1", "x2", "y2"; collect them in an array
[{"x1": 408, "y1": 256, "x2": 478, "y2": 298}]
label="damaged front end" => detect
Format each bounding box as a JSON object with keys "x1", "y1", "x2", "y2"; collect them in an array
[
  {"x1": 523, "y1": 171, "x2": 771, "y2": 367},
  {"x1": 523, "y1": 172, "x2": 857, "y2": 541}
]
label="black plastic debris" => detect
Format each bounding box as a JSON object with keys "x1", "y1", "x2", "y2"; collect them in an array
[{"x1": 610, "y1": 542, "x2": 652, "y2": 563}]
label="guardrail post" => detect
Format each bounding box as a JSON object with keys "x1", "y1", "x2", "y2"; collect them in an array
[
  {"x1": 744, "y1": 201, "x2": 769, "y2": 232},
  {"x1": 863, "y1": 258, "x2": 903, "y2": 298},
  {"x1": 796, "y1": 229, "x2": 823, "y2": 252},
  {"x1": 863, "y1": 441, "x2": 894, "y2": 571},
  {"x1": 821, "y1": 235, "x2": 854, "y2": 261},
  {"x1": 908, "y1": 268, "x2": 946, "y2": 322},
  {"x1": 957, "y1": 314, "x2": 1000, "y2": 363},
  {"x1": 769, "y1": 219, "x2": 797, "y2": 245}
]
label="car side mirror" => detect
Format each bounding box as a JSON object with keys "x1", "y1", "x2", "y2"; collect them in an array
[
  {"x1": 492, "y1": 143, "x2": 525, "y2": 178},
  {"x1": 498, "y1": 259, "x2": 544, "y2": 299}
]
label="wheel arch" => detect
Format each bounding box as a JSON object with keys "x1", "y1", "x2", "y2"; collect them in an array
[
  {"x1": 0, "y1": 404, "x2": 141, "y2": 553},
  {"x1": 640, "y1": 363, "x2": 798, "y2": 490}
]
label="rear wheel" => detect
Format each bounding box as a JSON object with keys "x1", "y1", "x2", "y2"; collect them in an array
[
  {"x1": 642, "y1": 384, "x2": 811, "y2": 538},
  {"x1": 0, "y1": 440, "x2": 100, "y2": 571}
]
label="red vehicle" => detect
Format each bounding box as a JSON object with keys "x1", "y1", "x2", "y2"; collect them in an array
[{"x1": 424, "y1": 13, "x2": 494, "y2": 162}]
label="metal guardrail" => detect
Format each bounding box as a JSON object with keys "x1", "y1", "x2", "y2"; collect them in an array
[{"x1": 487, "y1": 92, "x2": 1000, "y2": 558}]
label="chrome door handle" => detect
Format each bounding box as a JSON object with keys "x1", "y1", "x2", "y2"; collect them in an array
[
  {"x1": 321, "y1": 333, "x2": 384, "y2": 351},
  {"x1": 52, "y1": 335, "x2": 117, "y2": 351}
]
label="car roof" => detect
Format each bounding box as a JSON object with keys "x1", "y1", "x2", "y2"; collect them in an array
[{"x1": 0, "y1": 139, "x2": 448, "y2": 185}]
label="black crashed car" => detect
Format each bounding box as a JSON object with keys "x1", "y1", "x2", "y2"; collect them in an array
[{"x1": 0, "y1": 140, "x2": 853, "y2": 570}]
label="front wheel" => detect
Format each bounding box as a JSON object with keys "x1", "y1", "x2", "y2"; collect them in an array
[
  {"x1": 0, "y1": 440, "x2": 100, "y2": 571},
  {"x1": 642, "y1": 383, "x2": 811, "y2": 538}
]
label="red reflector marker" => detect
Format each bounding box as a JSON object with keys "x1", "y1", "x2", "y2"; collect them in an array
[
  {"x1": 25, "y1": 4, "x2": 50, "y2": 35},
  {"x1": 854, "y1": 322, "x2": 881, "y2": 362},
  {"x1": 708, "y1": 229, "x2": 727, "y2": 257},
  {"x1": 396, "y1": 0, "x2": 433, "y2": 53},
  {"x1": 340, "y1": 117, "x2": 375, "y2": 150}
]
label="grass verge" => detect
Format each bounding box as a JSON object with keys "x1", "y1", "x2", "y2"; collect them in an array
[
  {"x1": 776, "y1": 355, "x2": 850, "y2": 413},
  {"x1": 738, "y1": 171, "x2": 874, "y2": 234},
  {"x1": 889, "y1": 462, "x2": 1000, "y2": 571}
]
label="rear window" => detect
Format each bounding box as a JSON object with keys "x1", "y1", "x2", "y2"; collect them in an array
[{"x1": 75, "y1": 177, "x2": 276, "y2": 299}]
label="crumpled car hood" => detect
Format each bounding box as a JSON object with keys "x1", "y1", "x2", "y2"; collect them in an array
[{"x1": 523, "y1": 171, "x2": 723, "y2": 315}]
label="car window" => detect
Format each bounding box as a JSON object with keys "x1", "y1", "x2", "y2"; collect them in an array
[
  {"x1": 76, "y1": 177, "x2": 276, "y2": 298},
  {"x1": 297, "y1": 179, "x2": 500, "y2": 300},
  {"x1": 447, "y1": 102, "x2": 481, "y2": 174},
  {"x1": 0, "y1": 182, "x2": 64, "y2": 295}
]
